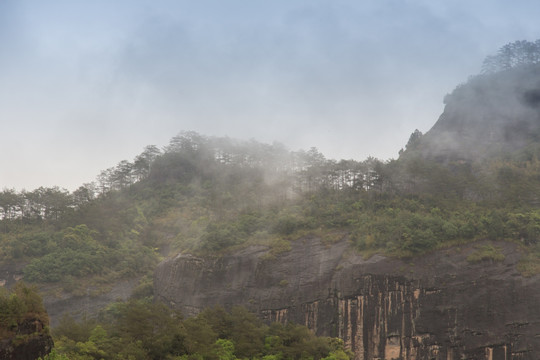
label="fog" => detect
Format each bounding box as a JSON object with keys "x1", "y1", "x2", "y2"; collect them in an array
[
  {"x1": 419, "y1": 41, "x2": 540, "y2": 162},
  {"x1": 1, "y1": 0, "x2": 540, "y2": 190}
]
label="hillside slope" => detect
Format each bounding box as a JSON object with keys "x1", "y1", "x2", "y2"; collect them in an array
[
  {"x1": 154, "y1": 61, "x2": 540, "y2": 360},
  {"x1": 3, "y1": 42, "x2": 540, "y2": 360},
  {"x1": 409, "y1": 64, "x2": 540, "y2": 162}
]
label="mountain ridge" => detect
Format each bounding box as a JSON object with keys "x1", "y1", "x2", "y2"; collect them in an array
[
  {"x1": 406, "y1": 63, "x2": 540, "y2": 163},
  {"x1": 3, "y1": 41, "x2": 540, "y2": 359}
]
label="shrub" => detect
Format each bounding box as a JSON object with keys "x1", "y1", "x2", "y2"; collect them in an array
[{"x1": 467, "y1": 244, "x2": 505, "y2": 263}]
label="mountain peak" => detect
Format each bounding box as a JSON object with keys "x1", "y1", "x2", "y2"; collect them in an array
[{"x1": 410, "y1": 63, "x2": 540, "y2": 163}]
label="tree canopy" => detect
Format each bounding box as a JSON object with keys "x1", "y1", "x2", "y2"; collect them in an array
[
  {"x1": 482, "y1": 39, "x2": 540, "y2": 74},
  {"x1": 51, "y1": 303, "x2": 351, "y2": 360}
]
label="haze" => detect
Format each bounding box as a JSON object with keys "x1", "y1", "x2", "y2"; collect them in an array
[{"x1": 1, "y1": 0, "x2": 540, "y2": 191}]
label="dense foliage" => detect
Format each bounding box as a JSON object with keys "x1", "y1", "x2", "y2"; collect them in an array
[
  {"x1": 1, "y1": 121, "x2": 540, "y2": 295},
  {"x1": 0, "y1": 132, "x2": 382, "y2": 293},
  {"x1": 482, "y1": 39, "x2": 540, "y2": 74},
  {"x1": 0, "y1": 282, "x2": 48, "y2": 339},
  {"x1": 48, "y1": 302, "x2": 350, "y2": 360},
  {"x1": 1, "y1": 46, "x2": 540, "y2": 293}
]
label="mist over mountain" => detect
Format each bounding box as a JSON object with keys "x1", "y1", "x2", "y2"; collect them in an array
[
  {"x1": 407, "y1": 41, "x2": 540, "y2": 163},
  {"x1": 3, "y1": 40, "x2": 540, "y2": 359}
]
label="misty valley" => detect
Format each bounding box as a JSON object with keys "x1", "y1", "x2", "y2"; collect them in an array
[{"x1": 3, "y1": 40, "x2": 540, "y2": 360}]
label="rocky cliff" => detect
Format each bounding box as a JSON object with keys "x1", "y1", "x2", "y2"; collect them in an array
[
  {"x1": 0, "y1": 263, "x2": 139, "y2": 328},
  {"x1": 0, "y1": 318, "x2": 53, "y2": 360},
  {"x1": 155, "y1": 238, "x2": 540, "y2": 360}
]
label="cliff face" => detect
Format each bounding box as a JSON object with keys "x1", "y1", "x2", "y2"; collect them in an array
[
  {"x1": 42, "y1": 278, "x2": 140, "y2": 327},
  {"x1": 0, "y1": 263, "x2": 139, "y2": 327},
  {"x1": 0, "y1": 318, "x2": 53, "y2": 360},
  {"x1": 155, "y1": 238, "x2": 540, "y2": 360}
]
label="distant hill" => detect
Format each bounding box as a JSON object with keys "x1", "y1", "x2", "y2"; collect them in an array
[
  {"x1": 393, "y1": 57, "x2": 540, "y2": 204},
  {"x1": 404, "y1": 43, "x2": 540, "y2": 163}
]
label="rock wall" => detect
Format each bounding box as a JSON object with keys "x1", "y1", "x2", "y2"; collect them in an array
[
  {"x1": 42, "y1": 278, "x2": 140, "y2": 327},
  {"x1": 0, "y1": 318, "x2": 54, "y2": 360},
  {"x1": 0, "y1": 262, "x2": 140, "y2": 327},
  {"x1": 155, "y1": 238, "x2": 540, "y2": 360}
]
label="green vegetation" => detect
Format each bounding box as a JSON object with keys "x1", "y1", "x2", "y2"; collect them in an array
[
  {"x1": 482, "y1": 39, "x2": 540, "y2": 74},
  {"x1": 40, "y1": 349, "x2": 71, "y2": 360},
  {"x1": 2, "y1": 40, "x2": 540, "y2": 359},
  {"x1": 3, "y1": 46, "x2": 540, "y2": 289},
  {"x1": 466, "y1": 244, "x2": 505, "y2": 263},
  {"x1": 516, "y1": 244, "x2": 540, "y2": 277},
  {"x1": 1, "y1": 124, "x2": 540, "y2": 292},
  {"x1": 50, "y1": 302, "x2": 351, "y2": 360},
  {"x1": 0, "y1": 282, "x2": 49, "y2": 340},
  {"x1": 0, "y1": 223, "x2": 157, "y2": 293}
]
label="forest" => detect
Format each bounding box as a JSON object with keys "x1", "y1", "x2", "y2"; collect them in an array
[
  {"x1": 1, "y1": 125, "x2": 540, "y2": 358},
  {"x1": 2, "y1": 126, "x2": 540, "y2": 285},
  {"x1": 2, "y1": 40, "x2": 540, "y2": 359},
  {"x1": 0, "y1": 284, "x2": 350, "y2": 360},
  {"x1": 46, "y1": 302, "x2": 351, "y2": 360}
]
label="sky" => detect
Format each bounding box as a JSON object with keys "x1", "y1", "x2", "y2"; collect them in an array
[{"x1": 1, "y1": 0, "x2": 540, "y2": 191}]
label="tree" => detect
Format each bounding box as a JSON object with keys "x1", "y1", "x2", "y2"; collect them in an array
[
  {"x1": 297, "y1": 147, "x2": 328, "y2": 192},
  {"x1": 72, "y1": 183, "x2": 97, "y2": 207},
  {"x1": 0, "y1": 188, "x2": 21, "y2": 220},
  {"x1": 115, "y1": 300, "x2": 186, "y2": 359},
  {"x1": 44, "y1": 187, "x2": 72, "y2": 220},
  {"x1": 482, "y1": 39, "x2": 540, "y2": 74},
  {"x1": 97, "y1": 167, "x2": 115, "y2": 194},
  {"x1": 165, "y1": 131, "x2": 207, "y2": 154},
  {"x1": 24, "y1": 187, "x2": 72, "y2": 221},
  {"x1": 114, "y1": 160, "x2": 134, "y2": 189},
  {"x1": 405, "y1": 129, "x2": 422, "y2": 151},
  {"x1": 133, "y1": 145, "x2": 161, "y2": 181},
  {"x1": 213, "y1": 339, "x2": 236, "y2": 360},
  {"x1": 0, "y1": 282, "x2": 48, "y2": 339}
]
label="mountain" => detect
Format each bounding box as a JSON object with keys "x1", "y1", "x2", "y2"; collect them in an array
[
  {"x1": 2, "y1": 43, "x2": 540, "y2": 359},
  {"x1": 153, "y1": 62, "x2": 540, "y2": 359},
  {"x1": 408, "y1": 63, "x2": 540, "y2": 162}
]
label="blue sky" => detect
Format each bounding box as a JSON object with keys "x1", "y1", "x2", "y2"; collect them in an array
[{"x1": 1, "y1": 0, "x2": 540, "y2": 190}]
